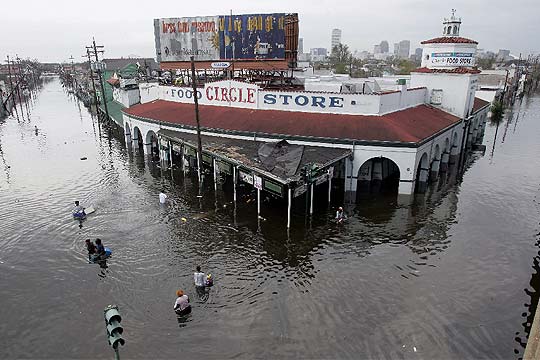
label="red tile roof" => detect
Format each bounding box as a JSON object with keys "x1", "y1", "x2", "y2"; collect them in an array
[
  {"x1": 123, "y1": 100, "x2": 460, "y2": 144},
  {"x1": 421, "y1": 36, "x2": 478, "y2": 45},
  {"x1": 472, "y1": 97, "x2": 490, "y2": 113},
  {"x1": 106, "y1": 78, "x2": 120, "y2": 86},
  {"x1": 412, "y1": 67, "x2": 481, "y2": 74}
]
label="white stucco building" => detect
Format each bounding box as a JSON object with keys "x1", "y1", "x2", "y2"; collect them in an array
[{"x1": 112, "y1": 11, "x2": 489, "y2": 226}]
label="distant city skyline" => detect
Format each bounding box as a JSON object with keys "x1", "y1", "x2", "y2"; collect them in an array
[{"x1": 1, "y1": 0, "x2": 538, "y2": 63}]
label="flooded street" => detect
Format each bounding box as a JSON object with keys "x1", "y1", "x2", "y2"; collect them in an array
[{"x1": 1, "y1": 77, "x2": 540, "y2": 359}]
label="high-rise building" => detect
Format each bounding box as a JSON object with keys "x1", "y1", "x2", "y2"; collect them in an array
[
  {"x1": 394, "y1": 40, "x2": 410, "y2": 59},
  {"x1": 310, "y1": 48, "x2": 328, "y2": 62},
  {"x1": 373, "y1": 44, "x2": 382, "y2": 54},
  {"x1": 497, "y1": 49, "x2": 511, "y2": 62},
  {"x1": 380, "y1": 41, "x2": 389, "y2": 53},
  {"x1": 298, "y1": 38, "x2": 304, "y2": 54},
  {"x1": 331, "y1": 29, "x2": 342, "y2": 52}
]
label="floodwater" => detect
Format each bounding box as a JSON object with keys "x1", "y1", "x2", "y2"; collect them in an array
[{"x1": 1, "y1": 77, "x2": 539, "y2": 359}]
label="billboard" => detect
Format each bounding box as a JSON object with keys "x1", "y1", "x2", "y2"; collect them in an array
[{"x1": 154, "y1": 13, "x2": 287, "y2": 62}]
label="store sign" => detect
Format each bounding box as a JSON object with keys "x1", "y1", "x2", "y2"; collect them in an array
[
  {"x1": 253, "y1": 175, "x2": 263, "y2": 190},
  {"x1": 211, "y1": 62, "x2": 230, "y2": 69},
  {"x1": 293, "y1": 183, "x2": 307, "y2": 198},
  {"x1": 314, "y1": 173, "x2": 328, "y2": 186},
  {"x1": 239, "y1": 170, "x2": 253, "y2": 185},
  {"x1": 430, "y1": 52, "x2": 475, "y2": 67}
]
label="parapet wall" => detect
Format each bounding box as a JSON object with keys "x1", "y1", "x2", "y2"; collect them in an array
[{"x1": 139, "y1": 80, "x2": 426, "y2": 116}]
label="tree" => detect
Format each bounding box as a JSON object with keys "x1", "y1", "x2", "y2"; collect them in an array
[
  {"x1": 396, "y1": 59, "x2": 417, "y2": 75},
  {"x1": 329, "y1": 43, "x2": 351, "y2": 71},
  {"x1": 490, "y1": 101, "x2": 505, "y2": 125},
  {"x1": 477, "y1": 55, "x2": 496, "y2": 70}
]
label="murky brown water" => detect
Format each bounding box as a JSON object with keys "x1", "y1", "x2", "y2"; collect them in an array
[{"x1": 1, "y1": 77, "x2": 539, "y2": 359}]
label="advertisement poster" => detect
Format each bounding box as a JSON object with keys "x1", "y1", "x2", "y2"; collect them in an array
[{"x1": 155, "y1": 13, "x2": 286, "y2": 62}]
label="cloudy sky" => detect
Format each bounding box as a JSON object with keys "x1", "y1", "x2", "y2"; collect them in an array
[{"x1": 1, "y1": 0, "x2": 538, "y2": 63}]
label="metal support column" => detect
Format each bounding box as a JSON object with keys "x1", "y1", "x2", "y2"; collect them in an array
[
  {"x1": 233, "y1": 166, "x2": 237, "y2": 202},
  {"x1": 328, "y1": 172, "x2": 332, "y2": 205},
  {"x1": 287, "y1": 187, "x2": 292, "y2": 228},
  {"x1": 309, "y1": 183, "x2": 314, "y2": 215},
  {"x1": 257, "y1": 188, "x2": 261, "y2": 216},
  {"x1": 213, "y1": 158, "x2": 218, "y2": 192},
  {"x1": 169, "y1": 141, "x2": 173, "y2": 168}
]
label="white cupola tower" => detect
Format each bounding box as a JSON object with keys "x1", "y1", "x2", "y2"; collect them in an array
[
  {"x1": 419, "y1": 10, "x2": 478, "y2": 70},
  {"x1": 442, "y1": 9, "x2": 461, "y2": 36},
  {"x1": 411, "y1": 10, "x2": 481, "y2": 118}
]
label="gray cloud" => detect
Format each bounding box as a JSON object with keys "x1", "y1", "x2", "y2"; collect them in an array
[{"x1": 1, "y1": 0, "x2": 538, "y2": 63}]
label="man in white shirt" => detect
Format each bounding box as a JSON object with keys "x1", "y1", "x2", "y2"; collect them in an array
[
  {"x1": 159, "y1": 190, "x2": 167, "y2": 204},
  {"x1": 194, "y1": 266, "x2": 206, "y2": 287}
]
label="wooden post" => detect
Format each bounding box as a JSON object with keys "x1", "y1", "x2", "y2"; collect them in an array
[
  {"x1": 91, "y1": 39, "x2": 110, "y2": 123},
  {"x1": 287, "y1": 187, "x2": 292, "y2": 228}
]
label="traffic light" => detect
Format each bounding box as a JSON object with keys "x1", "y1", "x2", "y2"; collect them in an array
[{"x1": 104, "y1": 305, "x2": 125, "y2": 350}]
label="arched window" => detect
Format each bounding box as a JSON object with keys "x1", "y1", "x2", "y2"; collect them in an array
[
  {"x1": 453, "y1": 25, "x2": 458, "y2": 34},
  {"x1": 447, "y1": 26, "x2": 452, "y2": 34},
  {"x1": 443, "y1": 27, "x2": 447, "y2": 35}
]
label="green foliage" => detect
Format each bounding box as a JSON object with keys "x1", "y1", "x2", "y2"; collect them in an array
[
  {"x1": 396, "y1": 59, "x2": 417, "y2": 75},
  {"x1": 490, "y1": 101, "x2": 505, "y2": 125},
  {"x1": 477, "y1": 55, "x2": 496, "y2": 70},
  {"x1": 334, "y1": 63, "x2": 347, "y2": 74},
  {"x1": 329, "y1": 43, "x2": 351, "y2": 66}
]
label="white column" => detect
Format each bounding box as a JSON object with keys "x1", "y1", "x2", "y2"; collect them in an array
[
  {"x1": 257, "y1": 188, "x2": 261, "y2": 216},
  {"x1": 213, "y1": 158, "x2": 218, "y2": 192},
  {"x1": 233, "y1": 166, "x2": 237, "y2": 202},
  {"x1": 169, "y1": 141, "x2": 173, "y2": 167},
  {"x1": 287, "y1": 187, "x2": 292, "y2": 228},
  {"x1": 327, "y1": 173, "x2": 332, "y2": 204},
  {"x1": 196, "y1": 151, "x2": 202, "y2": 184},
  {"x1": 309, "y1": 183, "x2": 314, "y2": 215}
]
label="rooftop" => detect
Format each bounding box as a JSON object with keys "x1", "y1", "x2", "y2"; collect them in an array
[
  {"x1": 412, "y1": 67, "x2": 481, "y2": 74},
  {"x1": 421, "y1": 36, "x2": 478, "y2": 45},
  {"x1": 472, "y1": 97, "x2": 490, "y2": 113},
  {"x1": 158, "y1": 129, "x2": 350, "y2": 183},
  {"x1": 124, "y1": 100, "x2": 461, "y2": 146}
]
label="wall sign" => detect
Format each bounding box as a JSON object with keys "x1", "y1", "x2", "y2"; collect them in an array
[
  {"x1": 430, "y1": 52, "x2": 474, "y2": 67},
  {"x1": 253, "y1": 175, "x2": 263, "y2": 190},
  {"x1": 211, "y1": 62, "x2": 231, "y2": 69},
  {"x1": 239, "y1": 170, "x2": 253, "y2": 185}
]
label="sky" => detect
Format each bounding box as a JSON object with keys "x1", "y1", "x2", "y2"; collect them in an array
[{"x1": 1, "y1": 0, "x2": 538, "y2": 63}]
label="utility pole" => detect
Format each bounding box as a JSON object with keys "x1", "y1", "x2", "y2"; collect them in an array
[
  {"x1": 83, "y1": 49, "x2": 99, "y2": 106},
  {"x1": 6, "y1": 56, "x2": 15, "y2": 103},
  {"x1": 190, "y1": 56, "x2": 204, "y2": 194},
  {"x1": 69, "y1": 55, "x2": 77, "y2": 90},
  {"x1": 14, "y1": 56, "x2": 25, "y2": 118},
  {"x1": 13, "y1": 56, "x2": 24, "y2": 107},
  {"x1": 87, "y1": 38, "x2": 110, "y2": 122}
]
